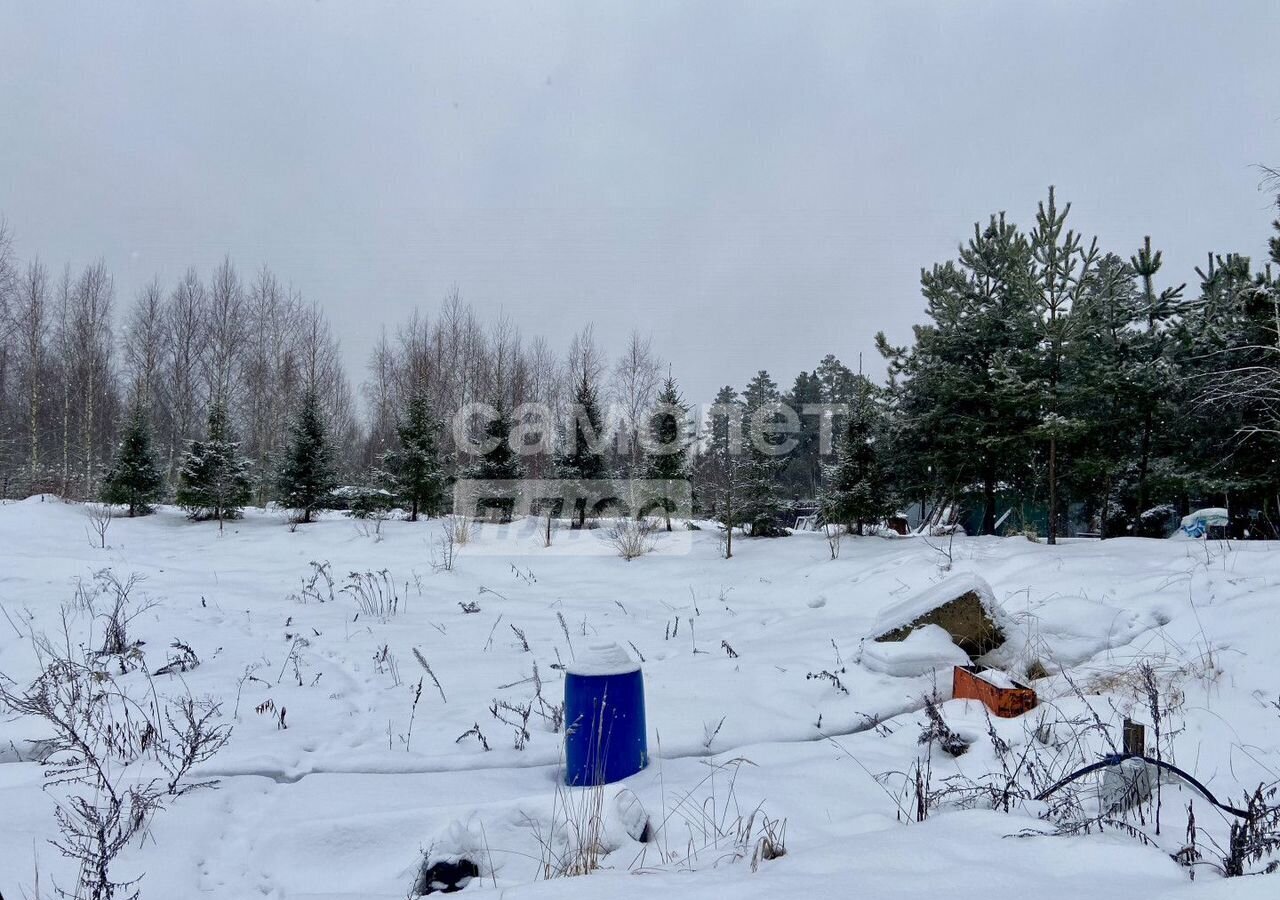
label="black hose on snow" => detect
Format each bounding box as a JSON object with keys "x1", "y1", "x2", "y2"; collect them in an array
[{"x1": 1034, "y1": 753, "x2": 1250, "y2": 819}]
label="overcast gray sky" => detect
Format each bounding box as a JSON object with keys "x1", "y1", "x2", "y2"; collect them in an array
[{"x1": 2, "y1": 1, "x2": 1278, "y2": 404}]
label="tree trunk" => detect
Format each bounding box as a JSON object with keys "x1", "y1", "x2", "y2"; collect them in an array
[
  {"x1": 982, "y1": 473, "x2": 996, "y2": 535},
  {"x1": 1099, "y1": 470, "x2": 1111, "y2": 540},
  {"x1": 725, "y1": 485, "x2": 734, "y2": 558},
  {"x1": 1047, "y1": 435, "x2": 1057, "y2": 545},
  {"x1": 1135, "y1": 409, "x2": 1153, "y2": 525},
  {"x1": 28, "y1": 366, "x2": 39, "y2": 482},
  {"x1": 61, "y1": 379, "x2": 70, "y2": 498}
]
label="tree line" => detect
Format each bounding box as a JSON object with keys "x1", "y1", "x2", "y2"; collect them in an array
[
  {"x1": 0, "y1": 182, "x2": 1277, "y2": 541},
  {"x1": 877, "y1": 187, "x2": 1280, "y2": 541}
]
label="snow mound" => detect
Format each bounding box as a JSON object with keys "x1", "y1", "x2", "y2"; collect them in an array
[
  {"x1": 1012, "y1": 595, "x2": 1159, "y2": 669},
  {"x1": 868, "y1": 573, "x2": 1011, "y2": 659},
  {"x1": 871, "y1": 573, "x2": 997, "y2": 636},
  {"x1": 860, "y1": 624, "x2": 970, "y2": 677}
]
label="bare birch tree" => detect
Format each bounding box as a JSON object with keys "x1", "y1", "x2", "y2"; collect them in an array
[
  {"x1": 71, "y1": 261, "x2": 115, "y2": 497},
  {"x1": 241, "y1": 265, "x2": 303, "y2": 491},
  {"x1": 54, "y1": 265, "x2": 76, "y2": 495},
  {"x1": 123, "y1": 278, "x2": 166, "y2": 411},
  {"x1": 610, "y1": 330, "x2": 662, "y2": 473},
  {"x1": 299, "y1": 301, "x2": 359, "y2": 472},
  {"x1": 12, "y1": 259, "x2": 50, "y2": 487},
  {"x1": 162, "y1": 267, "x2": 208, "y2": 478},
  {"x1": 204, "y1": 255, "x2": 246, "y2": 407},
  {"x1": 0, "y1": 220, "x2": 15, "y2": 485},
  {"x1": 363, "y1": 327, "x2": 398, "y2": 465}
]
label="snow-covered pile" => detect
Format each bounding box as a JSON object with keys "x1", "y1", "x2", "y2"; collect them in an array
[
  {"x1": 859, "y1": 623, "x2": 970, "y2": 677},
  {"x1": 1177, "y1": 507, "x2": 1229, "y2": 538},
  {"x1": 869, "y1": 572, "x2": 1002, "y2": 638}
]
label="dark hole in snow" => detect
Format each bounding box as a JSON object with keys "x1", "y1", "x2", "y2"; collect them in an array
[{"x1": 414, "y1": 858, "x2": 479, "y2": 895}]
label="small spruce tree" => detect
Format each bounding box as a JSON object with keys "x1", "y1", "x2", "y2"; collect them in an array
[
  {"x1": 700, "y1": 386, "x2": 748, "y2": 557},
  {"x1": 740, "y1": 371, "x2": 788, "y2": 537},
  {"x1": 102, "y1": 401, "x2": 165, "y2": 517},
  {"x1": 385, "y1": 391, "x2": 446, "y2": 521},
  {"x1": 276, "y1": 389, "x2": 338, "y2": 524},
  {"x1": 821, "y1": 381, "x2": 895, "y2": 534},
  {"x1": 644, "y1": 375, "x2": 692, "y2": 530},
  {"x1": 556, "y1": 372, "x2": 607, "y2": 527},
  {"x1": 176, "y1": 400, "x2": 254, "y2": 529},
  {"x1": 468, "y1": 402, "x2": 523, "y2": 522}
]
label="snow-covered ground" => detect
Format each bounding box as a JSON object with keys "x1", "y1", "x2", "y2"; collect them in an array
[{"x1": 2, "y1": 497, "x2": 1280, "y2": 898}]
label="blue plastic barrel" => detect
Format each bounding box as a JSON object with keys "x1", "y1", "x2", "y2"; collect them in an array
[{"x1": 564, "y1": 642, "x2": 648, "y2": 786}]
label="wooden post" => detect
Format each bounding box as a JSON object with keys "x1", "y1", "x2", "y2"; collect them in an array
[{"x1": 1123, "y1": 719, "x2": 1146, "y2": 756}]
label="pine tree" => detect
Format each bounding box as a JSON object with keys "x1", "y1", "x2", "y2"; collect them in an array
[
  {"x1": 693, "y1": 385, "x2": 738, "y2": 519},
  {"x1": 175, "y1": 400, "x2": 253, "y2": 529},
  {"x1": 1126, "y1": 236, "x2": 1185, "y2": 526},
  {"x1": 1270, "y1": 194, "x2": 1280, "y2": 267},
  {"x1": 821, "y1": 380, "x2": 895, "y2": 534},
  {"x1": 815, "y1": 354, "x2": 859, "y2": 442},
  {"x1": 1066, "y1": 246, "x2": 1184, "y2": 535},
  {"x1": 877, "y1": 212, "x2": 1039, "y2": 534},
  {"x1": 644, "y1": 375, "x2": 692, "y2": 530},
  {"x1": 1178, "y1": 246, "x2": 1279, "y2": 514},
  {"x1": 276, "y1": 389, "x2": 338, "y2": 524},
  {"x1": 800, "y1": 354, "x2": 866, "y2": 503},
  {"x1": 556, "y1": 371, "x2": 607, "y2": 527},
  {"x1": 1028, "y1": 186, "x2": 1099, "y2": 544},
  {"x1": 782, "y1": 369, "x2": 823, "y2": 500},
  {"x1": 739, "y1": 370, "x2": 788, "y2": 537},
  {"x1": 1065, "y1": 253, "x2": 1143, "y2": 535},
  {"x1": 385, "y1": 390, "x2": 446, "y2": 521},
  {"x1": 706, "y1": 385, "x2": 741, "y2": 461},
  {"x1": 1159, "y1": 200, "x2": 1280, "y2": 527},
  {"x1": 101, "y1": 400, "x2": 164, "y2": 517}
]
